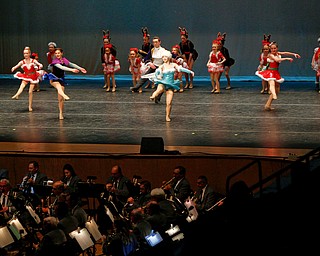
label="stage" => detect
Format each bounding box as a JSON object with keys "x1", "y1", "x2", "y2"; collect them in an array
[{"x1": 0, "y1": 76, "x2": 319, "y2": 158}]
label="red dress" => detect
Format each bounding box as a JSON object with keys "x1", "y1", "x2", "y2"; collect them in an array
[
  {"x1": 13, "y1": 59, "x2": 41, "y2": 83},
  {"x1": 255, "y1": 55, "x2": 284, "y2": 83}
]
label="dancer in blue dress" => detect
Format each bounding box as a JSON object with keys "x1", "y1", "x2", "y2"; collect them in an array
[{"x1": 144, "y1": 50, "x2": 194, "y2": 122}]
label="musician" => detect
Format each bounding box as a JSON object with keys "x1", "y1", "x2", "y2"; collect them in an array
[
  {"x1": 123, "y1": 180, "x2": 152, "y2": 219},
  {"x1": 59, "y1": 163, "x2": 81, "y2": 194},
  {"x1": 33, "y1": 216, "x2": 68, "y2": 256},
  {"x1": 19, "y1": 161, "x2": 48, "y2": 195},
  {"x1": 105, "y1": 165, "x2": 131, "y2": 209},
  {"x1": 0, "y1": 179, "x2": 17, "y2": 222},
  {"x1": 65, "y1": 192, "x2": 87, "y2": 228},
  {"x1": 150, "y1": 188, "x2": 178, "y2": 225},
  {"x1": 163, "y1": 166, "x2": 192, "y2": 203},
  {"x1": 43, "y1": 181, "x2": 68, "y2": 217},
  {"x1": 193, "y1": 175, "x2": 224, "y2": 215}
]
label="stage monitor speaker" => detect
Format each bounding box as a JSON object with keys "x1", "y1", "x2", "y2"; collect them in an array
[{"x1": 140, "y1": 137, "x2": 164, "y2": 154}]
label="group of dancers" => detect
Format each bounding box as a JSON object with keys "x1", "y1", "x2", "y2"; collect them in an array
[
  {"x1": 10, "y1": 29, "x2": 318, "y2": 121},
  {"x1": 11, "y1": 43, "x2": 86, "y2": 120}
]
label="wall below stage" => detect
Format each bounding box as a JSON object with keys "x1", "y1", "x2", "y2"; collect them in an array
[{"x1": 0, "y1": 153, "x2": 290, "y2": 195}]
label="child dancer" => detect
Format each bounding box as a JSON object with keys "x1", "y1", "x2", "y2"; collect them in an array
[
  {"x1": 43, "y1": 48, "x2": 87, "y2": 119},
  {"x1": 255, "y1": 41, "x2": 300, "y2": 111},
  {"x1": 147, "y1": 50, "x2": 194, "y2": 122},
  {"x1": 207, "y1": 40, "x2": 226, "y2": 94},
  {"x1": 311, "y1": 37, "x2": 320, "y2": 92},
  {"x1": 31, "y1": 52, "x2": 46, "y2": 92},
  {"x1": 171, "y1": 44, "x2": 188, "y2": 92},
  {"x1": 11, "y1": 46, "x2": 43, "y2": 112},
  {"x1": 102, "y1": 44, "x2": 119, "y2": 92},
  {"x1": 128, "y1": 48, "x2": 142, "y2": 92},
  {"x1": 257, "y1": 34, "x2": 271, "y2": 94}
]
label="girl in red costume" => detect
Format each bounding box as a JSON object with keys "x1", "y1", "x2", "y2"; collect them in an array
[
  {"x1": 103, "y1": 44, "x2": 119, "y2": 92},
  {"x1": 207, "y1": 40, "x2": 226, "y2": 94},
  {"x1": 257, "y1": 34, "x2": 271, "y2": 94},
  {"x1": 11, "y1": 47, "x2": 43, "y2": 112},
  {"x1": 128, "y1": 48, "x2": 142, "y2": 92},
  {"x1": 311, "y1": 37, "x2": 320, "y2": 92},
  {"x1": 255, "y1": 42, "x2": 300, "y2": 111}
]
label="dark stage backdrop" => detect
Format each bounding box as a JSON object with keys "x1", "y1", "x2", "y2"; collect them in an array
[{"x1": 0, "y1": 0, "x2": 318, "y2": 77}]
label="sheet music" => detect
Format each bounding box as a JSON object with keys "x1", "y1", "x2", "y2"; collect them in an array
[
  {"x1": 9, "y1": 218, "x2": 27, "y2": 237},
  {"x1": 69, "y1": 228, "x2": 94, "y2": 251},
  {"x1": 86, "y1": 219, "x2": 102, "y2": 241},
  {"x1": 26, "y1": 205, "x2": 41, "y2": 224},
  {"x1": 0, "y1": 226, "x2": 15, "y2": 248}
]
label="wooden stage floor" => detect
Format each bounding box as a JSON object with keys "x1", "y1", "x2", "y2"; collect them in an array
[{"x1": 0, "y1": 77, "x2": 319, "y2": 158}]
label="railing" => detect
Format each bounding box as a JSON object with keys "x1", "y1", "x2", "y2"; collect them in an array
[{"x1": 226, "y1": 146, "x2": 320, "y2": 197}]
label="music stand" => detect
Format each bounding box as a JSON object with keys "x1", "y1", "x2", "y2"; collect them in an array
[
  {"x1": 69, "y1": 228, "x2": 94, "y2": 251},
  {"x1": 85, "y1": 218, "x2": 102, "y2": 242},
  {"x1": 78, "y1": 182, "x2": 105, "y2": 218},
  {"x1": 33, "y1": 184, "x2": 52, "y2": 198},
  {"x1": 0, "y1": 226, "x2": 15, "y2": 248},
  {"x1": 8, "y1": 217, "x2": 27, "y2": 238}
]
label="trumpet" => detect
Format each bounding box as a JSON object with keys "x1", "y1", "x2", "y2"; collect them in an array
[{"x1": 161, "y1": 177, "x2": 175, "y2": 189}]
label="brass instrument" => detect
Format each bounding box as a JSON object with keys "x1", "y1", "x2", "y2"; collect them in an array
[
  {"x1": 190, "y1": 191, "x2": 198, "y2": 204},
  {"x1": 205, "y1": 197, "x2": 226, "y2": 212},
  {"x1": 161, "y1": 177, "x2": 175, "y2": 189}
]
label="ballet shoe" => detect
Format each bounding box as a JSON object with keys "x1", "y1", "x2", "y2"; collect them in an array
[
  {"x1": 59, "y1": 114, "x2": 64, "y2": 120},
  {"x1": 150, "y1": 96, "x2": 155, "y2": 101},
  {"x1": 264, "y1": 106, "x2": 275, "y2": 111},
  {"x1": 138, "y1": 89, "x2": 142, "y2": 93},
  {"x1": 211, "y1": 89, "x2": 215, "y2": 93},
  {"x1": 179, "y1": 89, "x2": 184, "y2": 93},
  {"x1": 226, "y1": 86, "x2": 231, "y2": 90},
  {"x1": 64, "y1": 96, "x2": 70, "y2": 100},
  {"x1": 189, "y1": 84, "x2": 193, "y2": 89},
  {"x1": 103, "y1": 84, "x2": 107, "y2": 89},
  {"x1": 29, "y1": 107, "x2": 33, "y2": 112},
  {"x1": 106, "y1": 88, "x2": 110, "y2": 92},
  {"x1": 112, "y1": 88, "x2": 116, "y2": 92},
  {"x1": 166, "y1": 117, "x2": 171, "y2": 122},
  {"x1": 213, "y1": 90, "x2": 220, "y2": 94},
  {"x1": 260, "y1": 89, "x2": 265, "y2": 94},
  {"x1": 12, "y1": 95, "x2": 19, "y2": 100},
  {"x1": 184, "y1": 84, "x2": 189, "y2": 89}
]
